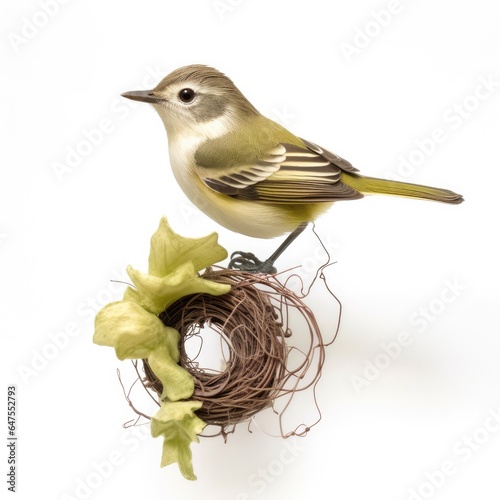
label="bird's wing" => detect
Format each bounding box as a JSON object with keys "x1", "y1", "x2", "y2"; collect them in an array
[
  {"x1": 196, "y1": 138, "x2": 363, "y2": 203},
  {"x1": 299, "y1": 138, "x2": 359, "y2": 174}
]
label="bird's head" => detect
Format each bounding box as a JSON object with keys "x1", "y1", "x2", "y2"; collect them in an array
[{"x1": 121, "y1": 64, "x2": 259, "y2": 138}]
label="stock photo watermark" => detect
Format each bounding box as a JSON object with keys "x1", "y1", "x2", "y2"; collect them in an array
[
  {"x1": 407, "y1": 404, "x2": 500, "y2": 499},
  {"x1": 6, "y1": 385, "x2": 18, "y2": 493},
  {"x1": 213, "y1": 0, "x2": 245, "y2": 21},
  {"x1": 60, "y1": 424, "x2": 151, "y2": 500},
  {"x1": 386, "y1": 74, "x2": 499, "y2": 181},
  {"x1": 269, "y1": 106, "x2": 296, "y2": 128},
  {"x1": 235, "y1": 439, "x2": 306, "y2": 499},
  {"x1": 339, "y1": 0, "x2": 404, "y2": 63},
  {"x1": 7, "y1": 0, "x2": 73, "y2": 53},
  {"x1": 16, "y1": 268, "x2": 128, "y2": 385},
  {"x1": 350, "y1": 277, "x2": 466, "y2": 394},
  {"x1": 51, "y1": 65, "x2": 166, "y2": 183},
  {"x1": 283, "y1": 233, "x2": 340, "y2": 294}
]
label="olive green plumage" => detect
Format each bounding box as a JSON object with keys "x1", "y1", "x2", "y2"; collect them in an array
[{"x1": 122, "y1": 64, "x2": 463, "y2": 241}]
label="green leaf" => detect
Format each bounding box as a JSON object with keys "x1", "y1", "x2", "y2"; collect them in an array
[
  {"x1": 126, "y1": 261, "x2": 230, "y2": 315},
  {"x1": 148, "y1": 217, "x2": 228, "y2": 277},
  {"x1": 93, "y1": 217, "x2": 231, "y2": 479},
  {"x1": 93, "y1": 301, "x2": 165, "y2": 360},
  {"x1": 147, "y1": 332, "x2": 195, "y2": 401},
  {"x1": 151, "y1": 401, "x2": 206, "y2": 480}
]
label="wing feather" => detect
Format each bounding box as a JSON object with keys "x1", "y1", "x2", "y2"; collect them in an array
[{"x1": 198, "y1": 138, "x2": 363, "y2": 203}]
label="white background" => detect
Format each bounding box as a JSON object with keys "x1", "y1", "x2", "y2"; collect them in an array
[{"x1": 2, "y1": 0, "x2": 500, "y2": 499}]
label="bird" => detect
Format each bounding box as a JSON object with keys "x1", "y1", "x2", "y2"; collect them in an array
[{"x1": 121, "y1": 64, "x2": 463, "y2": 273}]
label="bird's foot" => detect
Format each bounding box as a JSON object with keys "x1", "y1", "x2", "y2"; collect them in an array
[{"x1": 228, "y1": 251, "x2": 277, "y2": 274}]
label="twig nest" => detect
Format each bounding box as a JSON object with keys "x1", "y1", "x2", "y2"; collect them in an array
[
  {"x1": 94, "y1": 217, "x2": 339, "y2": 478},
  {"x1": 143, "y1": 267, "x2": 328, "y2": 436}
]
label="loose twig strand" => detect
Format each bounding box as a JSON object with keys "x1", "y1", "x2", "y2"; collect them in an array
[{"x1": 140, "y1": 264, "x2": 341, "y2": 438}]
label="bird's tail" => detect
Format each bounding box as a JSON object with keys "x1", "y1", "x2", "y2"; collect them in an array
[{"x1": 344, "y1": 174, "x2": 464, "y2": 204}]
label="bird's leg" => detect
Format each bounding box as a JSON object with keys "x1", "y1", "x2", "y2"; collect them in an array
[{"x1": 228, "y1": 222, "x2": 309, "y2": 274}]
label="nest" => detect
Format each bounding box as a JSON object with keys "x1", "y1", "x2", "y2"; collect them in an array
[{"x1": 139, "y1": 267, "x2": 339, "y2": 437}]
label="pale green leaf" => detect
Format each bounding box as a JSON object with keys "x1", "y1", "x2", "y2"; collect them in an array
[
  {"x1": 93, "y1": 301, "x2": 165, "y2": 360},
  {"x1": 127, "y1": 261, "x2": 230, "y2": 315},
  {"x1": 147, "y1": 332, "x2": 195, "y2": 401},
  {"x1": 148, "y1": 217, "x2": 228, "y2": 277},
  {"x1": 151, "y1": 401, "x2": 206, "y2": 480}
]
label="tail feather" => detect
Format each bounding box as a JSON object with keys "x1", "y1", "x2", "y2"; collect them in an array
[{"x1": 344, "y1": 174, "x2": 464, "y2": 205}]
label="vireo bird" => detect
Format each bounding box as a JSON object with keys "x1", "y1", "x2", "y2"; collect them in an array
[{"x1": 122, "y1": 64, "x2": 463, "y2": 273}]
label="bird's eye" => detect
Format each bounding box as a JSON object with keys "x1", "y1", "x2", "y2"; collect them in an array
[{"x1": 178, "y1": 88, "x2": 196, "y2": 103}]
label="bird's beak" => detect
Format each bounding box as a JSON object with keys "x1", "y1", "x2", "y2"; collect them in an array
[{"x1": 121, "y1": 90, "x2": 162, "y2": 104}]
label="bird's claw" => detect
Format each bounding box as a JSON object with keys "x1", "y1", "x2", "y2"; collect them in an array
[{"x1": 228, "y1": 251, "x2": 277, "y2": 274}]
